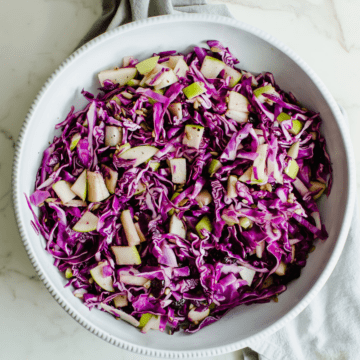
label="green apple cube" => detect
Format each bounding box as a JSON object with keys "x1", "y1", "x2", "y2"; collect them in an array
[
  {"x1": 195, "y1": 189, "x2": 212, "y2": 208},
  {"x1": 117, "y1": 145, "x2": 158, "y2": 167},
  {"x1": 200, "y1": 56, "x2": 226, "y2": 79},
  {"x1": 71, "y1": 169, "x2": 87, "y2": 201},
  {"x1": 227, "y1": 91, "x2": 249, "y2": 113},
  {"x1": 101, "y1": 165, "x2": 118, "y2": 194},
  {"x1": 183, "y1": 82, "x2": 206, "y2": 99},
  {"x1": 208, "y1": 159, "x2": 222, "y2": 177},
  {"x1": 139, "y1": 313, "x2": 153, "y2": 329},
  {"x1": 105, "y1": 126, "x2": 122, "y2": 147},
  {"x1": 224, "y1": 65, "x2": 242, "y2": 87},
  {"x1": 188, "y1": 307, "x2": 210, "y2": 322},
  {"x1": 90, "y1": 262, "x2": 114, "y2": 292},
  {"x1": 277, "y1": 112, "x2": 291, "y2": 122},
  {"x1": 195, "y1": 216, "x2": 213, "y2": 239},
  {"x1": 134, "y1": 222, "x2": 146, "y2": 242},
  {"x1": 288, "y1": 120, "x2": 304, "y2": 135},
  {"x1": 183, "y1": 124, "x2": 204, "y2": 149},
  {"x1": 253, "y1": 84, "x2": 274, "y2": 98},
  {"x1": 136, "y1": 56, "x2": 160, "y2": 75},
  {"x1": 287, "y1": 141, "x2": 300, "y2": 159},
  {"x1": 113, "y1": 294, "x2": 128, "y2": 308},
  {"x1": 170, "y1": 158, "x2": 187, "y2": 184},
  {"x1": 239, "y1": 217, "x2": 252, "y2": 229},
  {"x1": 149, "y1": 162, "x2": 160, "y2": 171},
  {"x1": 98, "y1": 67, "x2": 137, "y2": 86},
  {"x1": 70, "y1": 133, "x2": 81, "y2": 151},
  {"x1": 309, "y1": 181, "x2": 326, "y2": 200},
  {"x1": 169, "y1": 214, "x2": 186, "y2": 239},
  {"x1": 168, "y1": 102, "x2": 183, "y2": 120},
  {"x1": 73, "y1": 211, "x2": 99, "y2": 232},
  {"x1": 52, "y1": 180, "x2": 76, "y2": 204},
  {"x1": 284, "y1": 159, "x2": 299, "y2": 179},
  {"x1": 111, "y1": 246, "x2": 141, "y2": 265},
  {"x1": 173, "y1": 58, "x2": 189, "y2": 78},
  {"x1": 126, "y1": 79, "x2": 140, "y2": 87},
  {"x1": 121, "y1": 209, "x2": 141, "y2": 246},
  {"x1": 275, "y1": 261, "x2": 287, "y2": 276},
  {"x1": 227, "y1": 175, "x2": 238, "y2": 198},
  {"x1": 65, "y1": 268, "x2": 73, "y2": 279},
  {"x1": 87, "y1": 171, "x2": 110, "y2": 203},
  {"x1": 239, "y1": 267, "x2": 256, "y2": 286}
]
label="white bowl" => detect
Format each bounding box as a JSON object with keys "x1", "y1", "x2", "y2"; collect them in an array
[{"x1": 13, "y1": 14, "x2": 356, "y2": 358}]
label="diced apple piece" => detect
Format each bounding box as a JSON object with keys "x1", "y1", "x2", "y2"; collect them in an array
[
  {"x1": 136, "y1": 56, "x2": 160, "y2": 75},
  {"x1": 65, "y1": 268, "x2": 73, "y2": 279},
  {"x1": 239, "y1": 267, "x2": 256, "y2": 286},
  {"x1": 253, "y1": 84, "x2": 275, "y2": 98},
  {"x1": 120, "y1": 274, "x2": 148, "y2": 286},
  {"x1": 225, "y1": 110, "x2": 249, "y2": 123},
  {"x1": 149, "y1": 162, "x2": 160, "y2": 171},
  {"x1": 105, "y1": 126, "x2": 122, "y2": 147},
  {"x1": 73, "y1": 211, "x2": 98, "y2": 232},
  {"x1": 154, "y1": 69, "x2": 178, "y2": 90},
  {"x1": 111, "y1": 246, "x2": 141, "y2": 265},
  {"x1": 169, "y1": 214, "x2": 187, "y2": 239},
  {"x1": 140, "y1": 315, "x2": 159, "y2": 333},
  {"x1": 288, "y1": 141, "x2": 300, "y2": 159},
  {"x1": 188, "y1": 307, "x2": 210, "y2": 322},
  {"x1": 98, "y1": 67, "x2": 137, "y2": 86},
  {"x1": 239, "y1": 166, "x2": 253, "y2": 183},
  {"x1": 114, "y1": 143, "x2": 131, "y2": 156},
  {"x1": 208, "y1": 159, "x2": 222, "y2": 177},
  {"x1": 127, "y1": 78, "x2": 141, "y2": 87},
  {"x1": 173, "y1": 58, "x2": 189, "y2": 78},
  {"x1": 169, "y1": 158, "x2": 187, "y2": 184},
  {"x1": 224, "y1": 65, "x2": 242, "y2": 87},
  {"x1": 284, "y1": 159, "x2": 299, "y2": 179},
  {"x1": 134, "y1": 223, "x2": 146, "y2": 242},
  {"x1": 71, "y1": 169, "x2": 87, "y2": 201},
  {"x1": 309, "y1": 181, "x2": 326, "y2": 200},
  {"x1": 228, "y1": 91, "x2": 249, "y2": 113},
  {"x1": 100, "y1": 303, "x2": 139, "y2": 327},
  {"x1": 275, "y1": 261, "x2": 287, "y2": 276},
  {"x1": 117, "y1": 145, "x2": 158, "y2": 167},
  {"x1": 256, "y1": 241, "x2": 265, "y2": 258},
  {"x1": 90, "y1": 262, "x2": 114, "y2": 292},
  {"x1": 139, "y1": 313, "x2": 153, "y2": 329},
  {"x1": 288, "y1": 120, "x2": 304, "y2": 135},
  {"x1": 221, "y1": 212, "x2": 239, "y2": 226},
  {"x1": 87, "y1": 171, "x2": 110, "y2": 202},
  {"x1": 277, "y1": 112, "x2": 291, "y2": 122},
  {"x1": 183, "y1": 124, "x2": 204, "y2": 149},
  {"x1": 113, "y1": 294, "x2": 128, "y2": 308},
  {"x1": 121, "y1": 209, "x2": 141, "y2": 246},
  {"x1": 101, "y1": 165, "x2": 118, "y2": 194},
  {"x1": 168, "y1": 102, "x2": 182, "y2": 120},
  {"x1": 251, "y1": 144, "x2": 268, "y2": 184},
  {"x1": 200, "y1": 56, "x2": 225, "y2": 79},
  {"x1": 183, "y1": 82, "x2": 206, "y2": 99},
  {"x1": 70, "y1": 133, "x2": 81, "y2": 151},
  {"x1": 168, "y1": 55, "x2": 184, "y2": 69},
  {"x1": 134, "y1": 182, "x2": 146, "y2": 195},
  {"x1": 227, "y1": 175, "x2": 238, "y2": 198},
  {"x1": 240, "y1": 217, "x2": 252, "y2": 229},
  {"x1": 62, "y1": 199, "x2": 87, "y2": 207},
  {"x1": 195, "y1": 216, "x2": 213, "y2": 239},
  {"x1": 195, "y1": 190, "x2": 212, "y2": 208},
  {"x1": 53, "y1": 180, "x2": 76, "y2": 204}
]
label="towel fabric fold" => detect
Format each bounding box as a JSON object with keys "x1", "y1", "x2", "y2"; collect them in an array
[{"x1": 78, "y1": 3, "x2": 358, "y2": 359}]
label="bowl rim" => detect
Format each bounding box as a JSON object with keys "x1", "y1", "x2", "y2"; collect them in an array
[{"x1": 12, "y1": 13, "x2": 356, "y2": 358}]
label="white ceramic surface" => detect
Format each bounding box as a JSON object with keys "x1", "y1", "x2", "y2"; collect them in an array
[{"x1": 12, "y1": 14, "x2": 356, "y2": 358}]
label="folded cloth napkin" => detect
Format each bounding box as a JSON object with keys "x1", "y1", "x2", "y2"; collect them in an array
[{"x1": 79, "y1": 3, "x2": 358, "y2": 360}]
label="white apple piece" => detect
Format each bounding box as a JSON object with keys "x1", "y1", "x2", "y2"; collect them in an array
[
  {"x1": 62, "y1": 199, "x2": 87, "y2": 207},
  {"x1": 251, "y1": 144, "x2": 268, "y2": 184},
  {"x1": 239, "y1": 267, "x2": 256, "y2": 286},
  {"x1": 287, "y1": 141, "x2": 300, "y2": 159},
  {"x1": 224, "y1": 65, "x2": 242, "y2": 87},
  {"x1": 154, "y1": 69, "x2": 178, "y2": 90},
  {"x1": 256, "y1": 241, "x2": 265, "y2": 258},
  {"x1": 134, "y1": 222, "x2": 146, "y2": 242},
  {"x1": 242, "y1": 71, "x2": 258, "y2": 86},
  {"x1": 275, "y1": 261, "x2": 287, "y2": 276},
  {"x1": 141, "y1": 315, "x2": 160, "y2": 333},
  {"x1": 225, "y1": 110, "x2": 249, "y2": 124},
  {"x1": 134, "y1": 182, "x2": 146, "y2": 195},
  {"x1": 227, "y1": 175, "x2": 238, "y2": 198},
  {"x1": 172, "y1": 58, "x2": 189, "y2": 78},
  {"x1": 71, "y1": 169, "x2": 87, "y2": 201},
  {"x1": 141, "y1": 63, "x2": 163, "y2": 86},
  {"x1": 311, "y1": 211, "x2": 322, "y2": 230},
  {"x1": 101, "y1": 165, "x2": 118, "y2": 194},
  {"x1": 119, "y1": 270, "x2": 148, "y2": 286},
  {"x1": 169, "y1": 214, "x2": 187, "y2": 239},
  {"x1": 195, "y1": 189, "x2": 212, "y2": 208},
  {"x1": 200, "y1": 56, "x2": 225, "y2": 79},
  {"x1": 169, "y1": 158, "x2": 187, "y2": 184},
  {"x1": 52, "y1": 180, "x2": 76, "y2": 204},
  {"x1": 122, "y1": 55, "x2": 134, "y2": 67},
  {"x1": 90, "y1": 261, "x2": 114, "y2": 292},
  {"x1": 121, "y1": 209, "x2": 141, "y2": 246},
  {"x1": 167, "y1": 55, "x2": 184, "y2": 69},
  {"x1": 188, "y1": 307, "x2": 210, "y2": 323},
  {"x1": 221, "y1": 212, "x2": 239, "y2": 226},
  {"x1": 239, "y1": 166, "x2": 253, "y2": 183},
  {"x1": 253, "y1": 84, "x2": 278, "y2": 104},
  {"x1": 100, "y1": 303, "x2": 139, "y2": 327},
  {"x1": 87, "y1": 171, "x2": 110, "y2": 203},
  {"x1": 182, "y1": 124, "x2": 204, "y2": 149},
  {"x1": 228, "y1": 91, "x2": 249, "y2": 112},
  {"x1": 117, "y1": 145, "x2": 158, "y2": 167},
  {"x1": 105, "y1": 126, "x2": 122, "y2": 147},
  {"x1": 284, "y1": 159, "x2": 299, "y2": 179},
  {"x1": 168, "y1": 102, "x2": 182, "y2": 120},
  {"x1": 73, "y1": 211, "x2": 99, "y2": 232},
  {"x1": 113, "y1": 294, "x2": 128, "y2": 308},
  {"x1": 111, "y1": 246, "x2": 141, "y2": 265},
  {"x1": 98, "y1": 67, "x2": 137, "y2": 87},
  {"x1": 70, "y1": 133, "x2": 81, "y2": 151},
  {"x1": 239, "y1": 217, "x2": 252, "y2": 229}
]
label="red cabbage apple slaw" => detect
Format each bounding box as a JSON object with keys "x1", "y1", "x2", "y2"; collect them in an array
[{"x1": 27, "y1": 41, "x2": 332, "y2": 334}]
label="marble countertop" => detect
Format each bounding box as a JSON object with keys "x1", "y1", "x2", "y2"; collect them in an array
[{"x1": 2, "y1": 0, "x2": 359, "y2": 359}]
